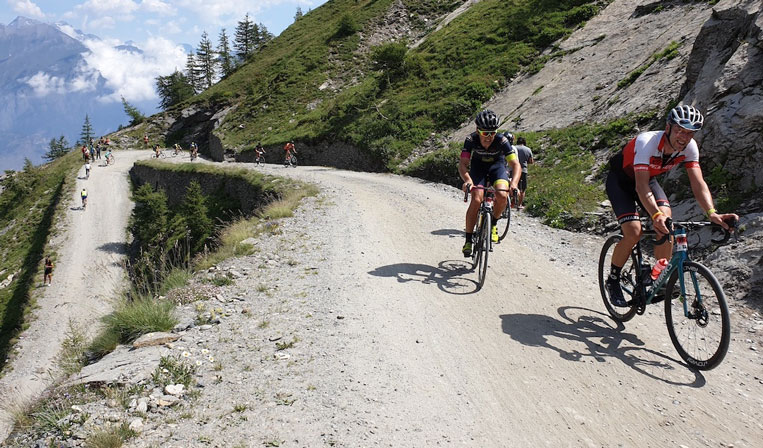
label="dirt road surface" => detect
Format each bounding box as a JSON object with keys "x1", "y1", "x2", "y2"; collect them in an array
[
  {"x1": 0, "y1": 151, "x2": 144, "y2": 441},
  {"x1": 2, "y1": 155, "x2": 761, "y2": 446},
  {"x1": 241, "y1": 162, "x2": 762, "y2": 447}
]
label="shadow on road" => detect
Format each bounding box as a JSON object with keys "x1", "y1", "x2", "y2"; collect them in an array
[
  {"x1": 97, "y1": 242, "x2": 128, "y2": 255},
  {"x1": 431, "y1": 228, "x2": 463, "y2": 239},
  {"x1": 368, "y1": 259, "x2": 478, "y2": 295},
  {"x1": 500, "y1": 306, "x2": 706, "y2": 387}
]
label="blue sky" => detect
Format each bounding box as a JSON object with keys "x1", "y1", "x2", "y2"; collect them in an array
[{"x1": 3, "y1": 0, "x2": 326, "y2": 106}]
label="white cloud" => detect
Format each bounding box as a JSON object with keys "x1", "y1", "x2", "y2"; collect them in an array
[
  {"x1": 88, "y1": 15, "x2": 117, "y2": 29},
  {"x1": 76, "y1": 35, "x2": 187, "y2": 103},
  {"x1": 9, "y1": 0, "x2": 45, "y2": 18},
  {"x1": 24, "y1": 72, "x2": 67, "y2": 96},
  {"x1": 141, "y1": 0, "x2": 175, "y2": 16},
  {"x1": 76, "y1": 0, "x2": 139, "y2": 15}
]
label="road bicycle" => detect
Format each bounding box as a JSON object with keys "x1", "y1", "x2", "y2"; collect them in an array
[
  {"x1": 105, "y1": 154, "x2": 115, "y2": 165},
  {"x1": 255, "y1": 154, "x2": 265, "y2": 166},
  {"x1": 463, "y1": 185, "x2": 510, "y2": 290},
  {"x1": 284, "y1": 155, "x2": 298, "y2": 167},
  {"x1": 598, "y1": 217, "x2": 736, "y2": 370},
  {"x1": 495, "y1": 189, "x2": 518, "y2": 243},
  {"x1": 152, "y1": 150, "x2": 166, "y2": 159}
]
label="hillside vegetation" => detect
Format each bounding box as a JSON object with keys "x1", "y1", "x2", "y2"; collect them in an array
[
  {"x1": 173, "y1": 0, "x2": 608, "y2": 163},
  {"x1": 0, "y1": 152, "x2": 81, "y2": 370}
]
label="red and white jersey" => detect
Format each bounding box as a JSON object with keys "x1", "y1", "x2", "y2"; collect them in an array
[{"x1": 619, "y1": 131, "x2": 699, "y2": 178}]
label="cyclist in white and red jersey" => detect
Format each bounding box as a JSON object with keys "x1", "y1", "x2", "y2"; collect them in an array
[{"x1": 604, "y1": 104, "x2": 738, "y2": 306}]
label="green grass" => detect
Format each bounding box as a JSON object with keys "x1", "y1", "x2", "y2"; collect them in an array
[
  {"x1": 152, "y1": 355, "x2": 197, "y2": 388},
  {"x1": 88, "y1": 298, "x2": 177, "y2": 358},
  {"x1": 0, "y1": 150, "x2": 82, "y2": 371},
  {"x1": 617, "y1": 41, "x2": 681, "y2": 89},
  {"x1": 147, "y1": 0, "x2": 608, "y2": 171}
]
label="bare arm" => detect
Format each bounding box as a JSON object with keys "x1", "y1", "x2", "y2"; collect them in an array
[
  {"x1": 687, "y1": 167, "x2": 739, "y2": 229},
  {"x1": 458, "y1": 156, "x2": 472, "y2": 192},
  {"x1": 509, "y1": 158, "x2": 521, "y2": 191}
]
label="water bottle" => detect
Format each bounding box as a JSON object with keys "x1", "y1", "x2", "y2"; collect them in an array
[{"x1": 650, "y1": 258, "x2": 668, "y2": 280}]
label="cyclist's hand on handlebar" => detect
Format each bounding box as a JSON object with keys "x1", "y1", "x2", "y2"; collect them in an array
[
  {"x1": 653, "y1": 212, "x2": 670, "y2": 236},
  {"x1": 709, "y1": 212, "x2": 739, "y2": 231}
]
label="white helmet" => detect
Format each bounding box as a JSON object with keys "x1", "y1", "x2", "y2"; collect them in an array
[{"x1": 668, "y1": 105, "x2": 704, "y2": 131}]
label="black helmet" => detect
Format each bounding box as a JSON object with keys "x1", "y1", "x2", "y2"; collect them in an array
[
  {"x1": 504, "y1": 132, "x2": 514, "y2": 145},
  {"x1": 667, "y1": 105, "x2": 704, "y2": 131},
  {"x1": 475, "y1": 109, "x2": 499, "y2": 131}
]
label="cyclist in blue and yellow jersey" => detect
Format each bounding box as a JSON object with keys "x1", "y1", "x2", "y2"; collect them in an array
[
  {"x1": 459, "y1": 109, "x2": 521, "y2": 257},
  {"x1": 604, "y1": 104, "x2": 739, "y2": 306}
]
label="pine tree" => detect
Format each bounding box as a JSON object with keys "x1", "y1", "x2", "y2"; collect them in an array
[
  {"x1": 155, "y1": 70, "x2": 195, "y2": 110},
  {"x1": 217, "y1": 28, "x2": 235, "y2": 78},
  {"x1": 179, "y1": 181, "x2": 213, "y2": 254},
  {"x1": 185, "y1": 52, "x2": 201, "y2": 93},
  {"x1": 122, "y1": 96, "x2": 146, "y2": 126},
  {"x1": 196, "y1": 31, "x2": 216, "y2": 90},
  {"x1": 234, "y1": 13, "x2": 255, "y2": 61},
  {"x1": 78, "y1": 115, "x2": 94, "y2": 146},
  {"x1": 294, "y1": 7, "x2": 303, "y2": 21},
  {"x1": 44, "y1": 135, "x2": 69, "y2": 161},
  {"x1": 255, "y1": 23, "x2": 274, "y2": 48}
]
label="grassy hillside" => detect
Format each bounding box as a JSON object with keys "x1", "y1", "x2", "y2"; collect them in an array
[
  {"x1": 0, "y1": 151, "x2": 81, "y2": 370},
  {"x1": 176, "y1": 0, "x2": 608, "y2": 167}
]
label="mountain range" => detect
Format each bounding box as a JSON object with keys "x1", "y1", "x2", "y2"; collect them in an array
[{"x1": 0, "y1": 17, "x2": 157, "y2": 171}]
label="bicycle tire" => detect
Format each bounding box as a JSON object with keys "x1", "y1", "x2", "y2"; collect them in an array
[
  {"x1": 471, "y1": 215, "x2": 482, "y2": 270},
  {"x1": 598, "y1": 234, "x2": 638, "y2": 322},
  {"x1": 664, "y1": 261, "x2": 730, "y2": 370},
  {"x1": 476, "y1": 213, "x2": 491, "y2": 290},
  {"x1": 497, "y1": 205, "x2": 511, "y2": 242}
]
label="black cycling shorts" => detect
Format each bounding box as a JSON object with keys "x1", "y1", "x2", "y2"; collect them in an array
[
  {"x1": 606, "y1": 169, "x2": 669, "y2": 224},
  {"x1": 518, "y1": 172, "x2": 528, "y2": 192},
  {"x1": 470, "y1": 160, "x2": 509, "y2": 188}
]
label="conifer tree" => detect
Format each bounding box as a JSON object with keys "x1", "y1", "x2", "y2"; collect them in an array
[
  {"x1": 217, "y1": 28, "x2": 235, "y2": 78},
  {"x1": 155, "y1": 70, "x2": 195, "y2": 110},
  {"x1": 294, "y1": 7, "x2": 303, "y2": 21},
  {"x1": 122, "y1": 96, "x2": 146, "y2": 126},
  {"x1": 234, "y1": 13, "x2": 255, "y2": 61},
  {"x1": 196, "y1": 31, "x2": 216, "y2": 90},
  {"x1": 255, "y1": 23, "x2": 274, "y2": 48},
  {"x1": 44, "y1": 135, "x2": 69, "y2": 161},
  {"x1": 78, "y1": 115, "x2": 94, "y2": 146},
  {"x1": 185, "y1": 52, "x2": 201, "y2": 93},
  {"x1": 179, "y1": 181, "x2": 213, "y2": 254}
]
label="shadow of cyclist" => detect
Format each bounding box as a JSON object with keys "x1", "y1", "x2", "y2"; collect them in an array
[
  {"x1": 499, "y1": 306, "x2": 705, "y2": 387},
  {"x1": 368, "y1": 259, "x2": 479, "y2": 295}
]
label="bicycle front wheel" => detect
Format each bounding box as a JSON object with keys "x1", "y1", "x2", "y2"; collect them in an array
[
  {"x1": 664, "y1": 261, "x2": 730, "y2": 370},
  {"x1": 598, "y1": 234, "x2": 638, "y2": 322},
  {"x1": 497, "y1": 206, "x2": 510, "y2": 242},
  {"x1": 476, "y1": 213, "x2": 491, "y2": 290}
]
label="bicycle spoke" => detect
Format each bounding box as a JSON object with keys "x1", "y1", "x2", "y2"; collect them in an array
[
  {"x1": 598, "y1": 234, "x2": 638, "y2": 322},
  {"x1": 665, "y1": 261, "x2": 730, "y2": 370}
]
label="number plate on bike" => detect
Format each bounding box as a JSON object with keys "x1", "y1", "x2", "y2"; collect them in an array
[{"x1": 676, "y1": 234, "x2": 688, "y2": 252}]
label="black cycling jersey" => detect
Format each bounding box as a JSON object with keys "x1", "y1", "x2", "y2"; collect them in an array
[{"x1": 461, "y1": 132, "x2": 516, "y2": 164}]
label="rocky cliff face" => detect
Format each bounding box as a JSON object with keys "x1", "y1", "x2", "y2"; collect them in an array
[{"x1": 459, "y1": 0, "x2": 762, "y2": 305}]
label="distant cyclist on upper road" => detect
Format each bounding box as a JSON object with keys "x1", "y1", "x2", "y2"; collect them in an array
[
  {"x1": 604, "y1": 104, "x2": 739, "y2": 306},
  {"x1": 284, "y1": 140, "x2": 296, "y2": 164},
  {"x1": 459, "y1": 109, "x2": 521, "y2": 257}
]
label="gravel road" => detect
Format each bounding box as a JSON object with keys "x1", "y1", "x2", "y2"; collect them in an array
[
  {"x1": 2, "y1": 156, "x2": 761, "y2": 447},
  {"x1": 0, "y1": 151, "x2": 144, "y2": 441}
]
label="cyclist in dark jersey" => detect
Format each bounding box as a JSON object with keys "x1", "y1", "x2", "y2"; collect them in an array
[
  {"x1": 604, "y1": 104, "x2": 738, "y2": 306},
  {"x1": 459, "y1": 109, "x2": 521, "y2": 256}
]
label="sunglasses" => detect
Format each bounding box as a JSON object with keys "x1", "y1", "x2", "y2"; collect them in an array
[{"x1": 477, "y1": 129, "x2": 497, "y2": 137}]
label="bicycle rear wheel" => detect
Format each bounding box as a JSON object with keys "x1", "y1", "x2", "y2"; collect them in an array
[
  {"x1": 476, "y1": 213, "x2": 491, "y2": 290},
  {"x1": 664, "y1": 261, "x2": 730, "y2": 370},
  {"x1": 497, "y1": 206, "x2": 510, "y2": 242},
  {"x1": 598, "y1": 234, "x2": 638, "y2": 322}
]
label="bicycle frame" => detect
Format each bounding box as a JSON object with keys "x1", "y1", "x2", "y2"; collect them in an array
[{"x1": 630, "y1": 224, "x2": 705, "y2": 317}]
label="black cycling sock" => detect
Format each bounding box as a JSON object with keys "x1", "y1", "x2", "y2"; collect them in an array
[
  {"x1": 465, "y1": 232, "x2": 473, "y2": 243},
  {"x1": 609, "y1": 264, "x2": 622, "y2": 281}
]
